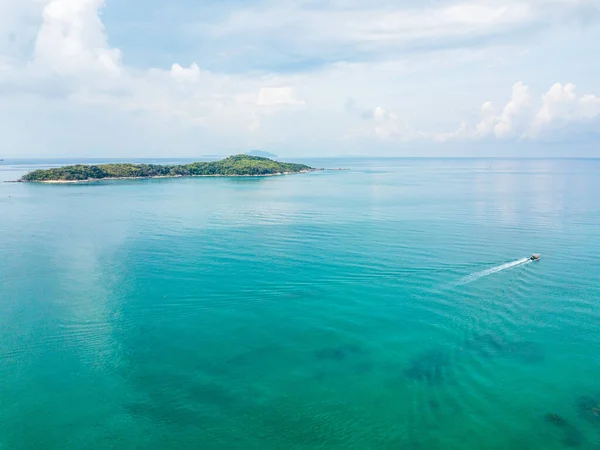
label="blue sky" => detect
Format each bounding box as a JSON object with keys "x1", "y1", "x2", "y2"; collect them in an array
[{"x1": 0, "y1": 0, "x2": 599, "y2": 157}]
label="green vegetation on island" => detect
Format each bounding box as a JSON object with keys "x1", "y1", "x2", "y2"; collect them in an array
[{"x1": 20, "y1": 155, "x2": 313, "y2": 182}]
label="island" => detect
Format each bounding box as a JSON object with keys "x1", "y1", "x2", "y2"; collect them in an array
[{"x1": 19, "y1": 155, "x2": 314, "y2": 183}]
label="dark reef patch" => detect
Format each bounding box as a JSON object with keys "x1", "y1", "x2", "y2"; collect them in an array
[
  {"x1": 544, "y1": 412, "x2": 585, "y2": 447},
  {"x1": 504, "y1": 341, "x2": 545, "y2": 364},
  {"x1": 464, "y1": 333, "x2": 545, "y2": 364},
  {"x1": 578, "y1": 396, "x2": 600, "y2": 425},
  {"x1": 545, "y1": 412, "x2": 569, "y2": 427},
  {"x1": 404, "y1": 349, "x2": 452, "y2": 385},
  {"x1": 314, "y1": 343, "x2": 366, "y2": 362}
]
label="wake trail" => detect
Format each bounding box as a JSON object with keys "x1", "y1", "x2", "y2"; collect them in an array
[{"x1": 455, "y1": 258, "x2": 531, "y2": 286}]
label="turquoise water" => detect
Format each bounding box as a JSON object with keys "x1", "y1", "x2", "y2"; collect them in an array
[{"x1": 1, "y1": 158, "x2": 600, "y2": 449}]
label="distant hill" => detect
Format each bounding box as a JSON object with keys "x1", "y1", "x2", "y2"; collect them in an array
[{"x1": 245, "y1": 150, "x2": 278, "y2": 158}]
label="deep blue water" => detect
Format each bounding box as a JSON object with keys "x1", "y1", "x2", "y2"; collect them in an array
[{"x1": 1, "y1": 158, "x2": 600, "y2": 449}]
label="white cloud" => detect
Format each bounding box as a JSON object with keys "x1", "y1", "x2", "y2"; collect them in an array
[
  {"x1": 372, "y1": 106, "x2": 400, "y2": 139},
  {"x1": 439, "y1": 81, "x2": 600, "y2": 141},
  {"x1": 257, "y1": 87, "x2": 305, "y2": 106},
  {"x1": 372, "y1": 106, "x2": 395, "y2": 122},
  {"x1": 528, "y1": 83, "x2": 600, "y2": 136},
  {"x1": 435, "y1": 121, "x2": 470, "y2": 142},
  {"x1": 580, "y1": 94, "x2": 600, "y2": 118},
  {"x1": 493, "y1": 81, "x2": 531, "y2": 138},
  {"x1": 347, "y1": 105, "x2": 429, "y2": 141},
  {"x1": 209, "y1": 1, "x2": 529, "y2": 44},
  {"x1": 33, "y1": 0, "x2": 121, "y2": 75},
  {"x1": 199, "y1": 0, "x2": 599, "y2": 64},
  {"x1": 170, "y1": 63, "x2": 201, "y2": 83},
  {"x1": 475, "y1": 101, "x2": 497, "y2": 137},
  {"x1": 530, "y1": 82, "x2": 577, "y2": 133}
]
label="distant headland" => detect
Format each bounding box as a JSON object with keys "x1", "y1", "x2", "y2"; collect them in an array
[
  {"x1": 19, "y1": 155, "x2": 314, "y2": 183},
  {"x1": 245, "y1": 150, "x2": 278, "y2": 158}
]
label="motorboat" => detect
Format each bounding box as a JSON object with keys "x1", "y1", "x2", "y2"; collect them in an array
[{"x1": 530, "y1": 253, "x2": 540, "y2": 261}]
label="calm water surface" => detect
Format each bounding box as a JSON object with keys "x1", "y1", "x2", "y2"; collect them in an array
[{"x1": 1, "y1": 158, "x2": 599, "y2": 449}]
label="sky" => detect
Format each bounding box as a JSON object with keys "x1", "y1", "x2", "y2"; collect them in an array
[{"x1": 0, "y1": 0, "x2": 599, "y2": 157}]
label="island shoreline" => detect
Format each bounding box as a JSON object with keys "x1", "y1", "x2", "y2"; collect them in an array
[
  {"x1": 17, "y1": 155, "x2": 340, "y2": 183},
  {"x1": 17, "y1": 154, "x2": 351, "y2": 183},
  {"x1": 19, "y1": 169, "x2": 332, "y2": 184}
]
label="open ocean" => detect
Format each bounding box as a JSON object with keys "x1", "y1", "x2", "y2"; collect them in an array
[{"x1": 1, "y1": 158, "x2": 599, "y2": 449}]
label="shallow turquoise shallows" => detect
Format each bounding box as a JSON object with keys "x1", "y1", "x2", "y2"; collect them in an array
[{"x1": 1, "y1": 158, "x2": 600, "y2": 449}]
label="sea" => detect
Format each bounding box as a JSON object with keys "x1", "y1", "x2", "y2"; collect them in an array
[{"x1": 1, "y1": 157, "x2": 599, "y2": 449}]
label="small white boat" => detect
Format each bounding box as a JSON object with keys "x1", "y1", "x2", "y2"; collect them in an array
[{"x1": 530, "y1": 253, "x2": 541, "y2": 261}]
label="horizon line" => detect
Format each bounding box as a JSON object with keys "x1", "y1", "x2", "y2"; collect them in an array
[{"x1": 2, "y1": 156, "x2": 600, "y2": 161}]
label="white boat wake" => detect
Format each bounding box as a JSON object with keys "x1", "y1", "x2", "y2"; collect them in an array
[{"x1": 455, "y1": 258, "x2": 531, "y2": 286}]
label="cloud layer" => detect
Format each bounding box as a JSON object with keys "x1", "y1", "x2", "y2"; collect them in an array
[
  {"x1": 0, "y1": 0, "x2": 599, "y2": 156},
  {"x1": 436, "y1": 82, "x2": 600, "y2": 142}
]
